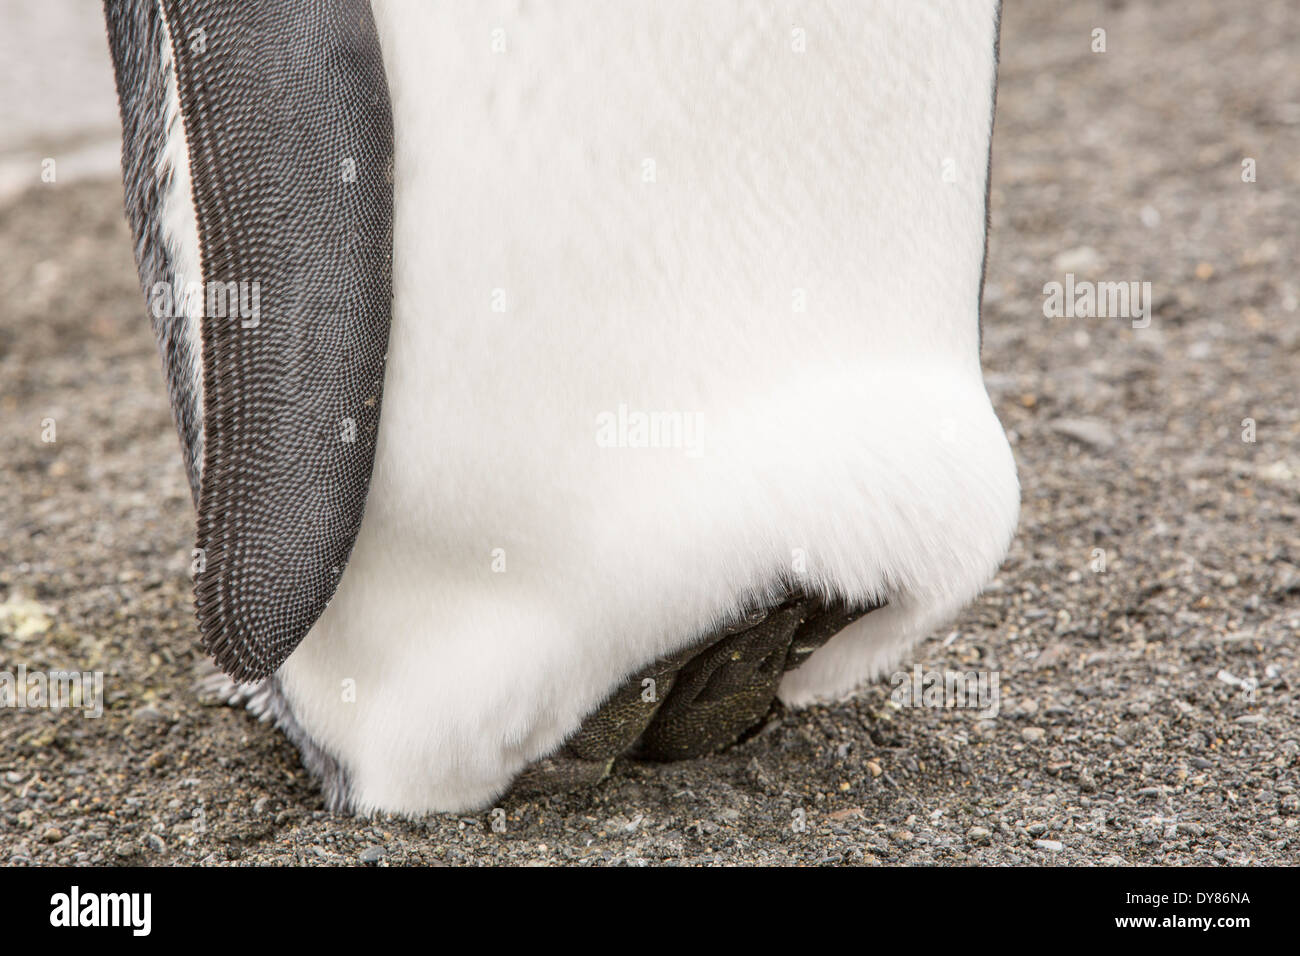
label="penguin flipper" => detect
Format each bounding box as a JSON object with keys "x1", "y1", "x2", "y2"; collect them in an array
[{"x1": 105, "y1": 1, "x2": 395, "y2": 683}]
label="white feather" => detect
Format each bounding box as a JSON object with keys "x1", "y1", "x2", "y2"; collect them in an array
[
  {"x1": 274, "y1": 0, "x2": 1017, "y2": 814},
  {"x1": 156, "y1": 2, "x2": 205, "y2": 481}
]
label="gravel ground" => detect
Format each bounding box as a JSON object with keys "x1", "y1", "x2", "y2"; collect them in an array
[{"x1": 1, "y1": 0, "x2": 1297, "y2": 866}]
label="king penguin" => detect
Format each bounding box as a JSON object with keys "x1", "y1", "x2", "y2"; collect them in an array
[{"x1": 103, "y1": 0, "x2": 1018, "y2": 815}]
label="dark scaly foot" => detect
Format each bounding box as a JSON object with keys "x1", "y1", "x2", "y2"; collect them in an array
[{"x1": 510, "y1": 591, "x2": 880, "y2": 796}]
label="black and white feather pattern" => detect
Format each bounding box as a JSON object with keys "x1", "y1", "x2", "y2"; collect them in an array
[
  {"x1": 104, "y1": 0, "x2": 396, "y2": 684},
  {"x1": 104, "y1": 0, "x2": 205, "y2": 498}
]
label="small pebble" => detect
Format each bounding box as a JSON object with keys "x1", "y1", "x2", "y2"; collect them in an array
[{"x1": 1051, "y1": 418, "x2": 1117, "y2": 451}]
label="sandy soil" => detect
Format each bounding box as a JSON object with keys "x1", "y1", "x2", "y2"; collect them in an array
[{"x1": 0, "y1": 0, "x2": 1297, "y2": 865}]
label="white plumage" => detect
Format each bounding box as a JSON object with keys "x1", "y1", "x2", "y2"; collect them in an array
[{"x1": 177, "y1": 0, "x2": 1017, "y2": 814}]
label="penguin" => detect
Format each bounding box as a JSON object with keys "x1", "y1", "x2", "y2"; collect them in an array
[{"x1": 103, "y1": 0, "x2": 1017, "y2": 815}]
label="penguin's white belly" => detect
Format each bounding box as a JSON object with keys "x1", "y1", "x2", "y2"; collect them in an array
[{"x1": 277, "y1": 0, "x2": 1016, "y2": 814}]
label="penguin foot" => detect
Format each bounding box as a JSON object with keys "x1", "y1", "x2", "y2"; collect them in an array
[
  {"x1": 199, "y1": 594, "x2": 879, "y2": 808},
  {"x1": 509, "y1": 592, "x2": 879, "y2": 797}
]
